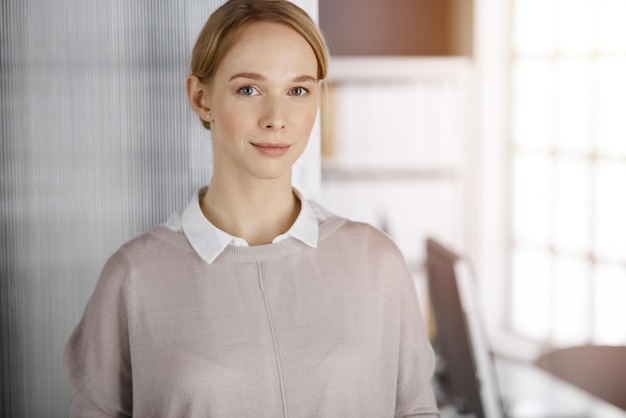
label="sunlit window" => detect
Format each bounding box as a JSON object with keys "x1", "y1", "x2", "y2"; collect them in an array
[{"x1": 510, "y1": 0, "x2": 626, "y2": 346}]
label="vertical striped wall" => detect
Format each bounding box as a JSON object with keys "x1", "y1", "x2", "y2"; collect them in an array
[{"x1": 0, "y1": 1, "x2": 319, "y2": 416}]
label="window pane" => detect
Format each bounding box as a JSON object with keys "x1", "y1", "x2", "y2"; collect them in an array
[
  {"x1": 555, "y1": 59, "x2": 592, "y2": 152},
  {"x1": 598, "y1": 0, "x2": 626, "y2": 53},
  {"x1": 513, "y1": 60, "x2": 555, "y2": 149},
  {"x1": 593, "y1": 263, "x2": 626, "y2": 344},
  {"x1": 511, "y1": 248, "x2": 552, "y2": 340},
  {"x1": 595, "y1": 161, "x2": 626, "y2": 260},
  {"x1": 514, "y1": 0, "x2": 556, "y2": 54},
  {"x1": 556, "y1": 0, "x2": 594, "y2": 54},
  {"x1": 597, "y1": 57, "x2": 626, "y2": 157},
  {"x1": 554, "y1": 157, "x2": 590, "y2": 252},
  {"x1": 513, "y1": 153, "x2": 552, "y2": 244},
  {"x1": 510, "y1": 0, "x2": 626, "y2": 348},
  {"x1": 553, "y1": 256, "x2": 591, "y2": 346}
]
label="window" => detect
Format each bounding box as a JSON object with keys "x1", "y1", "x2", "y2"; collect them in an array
[{"x1": 509, "y1": 0, "x2": 626, "y2": 346}]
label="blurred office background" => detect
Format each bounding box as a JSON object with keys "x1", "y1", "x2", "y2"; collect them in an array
[
  {"x1": 319, "y1": 0, "x2": 626, "y2": 355},
  {"x1": 1, "y1": 0, "x2": 625, "y2": 416}
]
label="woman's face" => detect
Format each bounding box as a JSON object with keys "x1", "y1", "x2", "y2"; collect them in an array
[{"x1": 205, "y1": 21, "x2": 320, "y2": 182}]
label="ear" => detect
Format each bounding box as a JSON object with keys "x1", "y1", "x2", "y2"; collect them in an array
[{"x1": 187, "y1": 75, "x2": 212, "y2": 122}]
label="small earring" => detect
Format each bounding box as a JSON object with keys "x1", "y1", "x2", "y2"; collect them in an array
[{"x1": 205, "y1": 113, "x2": 211, "y2": 120}]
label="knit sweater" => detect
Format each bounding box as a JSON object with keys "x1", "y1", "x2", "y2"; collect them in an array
[{"x1": 64, "y1": 214, "x2": 439, "y2": 417}]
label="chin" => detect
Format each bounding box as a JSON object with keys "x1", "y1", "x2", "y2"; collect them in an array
[
  {"x1": 246, "y1": 153, "x2": 303, "y2": 181},
  {"x1": 246, "y1": 164, "x2": 293, "y2": 182}
]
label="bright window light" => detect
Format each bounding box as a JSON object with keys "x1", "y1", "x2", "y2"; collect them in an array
[
  {"x1": 554, "y1": 256, "x2": 591, "y2": 345},
  {"x1": 597, "y1": 57, "x2": 626, "y2": 157},
  {"x1": 554, "y1": 157, "x2": 591, "y2": 253},
  {"x1": 510, "y1": 0, "x2": 626, "y2": 346},
  {"x1": 514, "y1": 0, "x2": 556, "y2": 54},
  {"x1": 511, "y1": 248, "x2": 552, "y2": 340},
  {"x1": 555, "y1": 58, "x2": 592, "y2": 152},
  {"x1": 595, "y1": 161, "x2": 626, "y2": 260},
  {"x1": 513, "y1": 61, "x2": 554, "y2": 149},
  {"x1": 598, "y1": 0, "x2": 626, "y2": 53},
  {"x1": 593, "y1": 263, "x2": 626, "y2": 344},
  {"x1": 556, "y1": 0, "x2": 594, "y2": 54},
  {"x1": 513, "y1": 153, "x2": 552, "y2": 244}
]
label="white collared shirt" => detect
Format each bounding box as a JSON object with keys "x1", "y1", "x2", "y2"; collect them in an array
[{"x1": 164, "y1": 187, "x2": 330, "y2": 264}]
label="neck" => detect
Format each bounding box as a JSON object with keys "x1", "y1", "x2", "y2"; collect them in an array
[{"x1": 201, "y1": 174, "x2": 300, "y2": 246}]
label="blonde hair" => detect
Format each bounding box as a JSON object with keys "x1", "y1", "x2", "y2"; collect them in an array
[{"x1": 190, "y1": 0, "x2": 330, "y2": 130}]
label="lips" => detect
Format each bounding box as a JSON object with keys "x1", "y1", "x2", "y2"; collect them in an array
[{"x1": 251, "y1": 142, "x2": 291, "y2": 157}]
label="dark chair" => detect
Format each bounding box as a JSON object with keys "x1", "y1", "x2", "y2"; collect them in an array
[{"x1": 535, "y1": 345, "x2": 626, "y2": 411}]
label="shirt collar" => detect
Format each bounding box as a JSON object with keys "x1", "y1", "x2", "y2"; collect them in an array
[{"x1": 171, "y1": 187, "x2": 319, "y2": 264}]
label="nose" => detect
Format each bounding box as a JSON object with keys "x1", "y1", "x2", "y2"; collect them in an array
[{"x1": 260, "y1": 96, "x2": 286, "y2": 131}]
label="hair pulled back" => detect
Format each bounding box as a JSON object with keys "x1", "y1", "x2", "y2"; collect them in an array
[{"x1": 190, "y1": 0, "x2": 329, "y2": 129}]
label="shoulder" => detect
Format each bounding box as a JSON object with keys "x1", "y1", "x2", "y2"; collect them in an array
[
  {"x1": 315, "y1": 216, "x2": 415, "y2": 301},
  {"x1": 97, "y1": 226, "x2": 193, "y2": 287},
  {"x1": 320, "y1": 214, "x2": 407, "y2": 267},
  {"x1": 115, "y1": 225, "x2": 191, "y2": 262},
  {"x1": 312, "y1": 201, "x2": 393, "y2": 247},
  {"x1": 320, "y1": 212, "x2": 397, "y2": 248}
]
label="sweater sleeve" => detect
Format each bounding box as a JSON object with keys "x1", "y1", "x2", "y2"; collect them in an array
[
  {"x1": 64, "y1": 250, "x2": 133, "y2": 417},
  {"x1": 393, "y1": 250, "x2": 440, "y2": 417},
  {"x1": 69, "y1": 388, "x2": 118, "y2": 417}
]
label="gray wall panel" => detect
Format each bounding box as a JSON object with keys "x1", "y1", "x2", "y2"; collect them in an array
[{"x1": 1, "y1": 1, "x2": 225, "y2": 416}]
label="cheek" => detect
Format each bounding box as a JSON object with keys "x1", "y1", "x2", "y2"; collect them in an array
[
  {"x1": 294, "y1": 104, "x2": 319, "y2": 133},
  {"x1": 213, "y1": 105, "x2": 245, "y2": 137}
]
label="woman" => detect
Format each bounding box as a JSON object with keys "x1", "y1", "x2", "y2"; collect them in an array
[{"x1": 64, "y1": 1, "x2": 439, "y2": 416}]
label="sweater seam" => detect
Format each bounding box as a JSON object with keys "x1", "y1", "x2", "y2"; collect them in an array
[{"x1": 257, "y1": 261, "x2": 289, "y2": 417}]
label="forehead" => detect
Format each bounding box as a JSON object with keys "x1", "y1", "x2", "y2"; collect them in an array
[{"x1": 217, "y1": 21, "x2": 318, "y2": 79}]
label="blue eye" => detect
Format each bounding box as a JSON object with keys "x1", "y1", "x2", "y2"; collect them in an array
[{"x1": 238, "y1": 86, "x2": 258, "y2": 96}]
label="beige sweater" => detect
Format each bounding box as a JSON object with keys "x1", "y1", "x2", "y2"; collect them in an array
[{"x1": 65, "y1": 215, "x2": 439, "y2": 417}]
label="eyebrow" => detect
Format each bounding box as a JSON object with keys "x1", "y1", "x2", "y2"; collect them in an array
[{"x1": 228, "y1": 72, "x2": 317, "y2": 83}]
